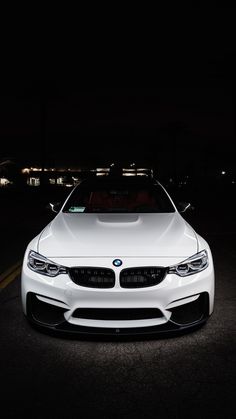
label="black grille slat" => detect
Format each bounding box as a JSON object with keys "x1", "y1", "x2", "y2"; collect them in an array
[
  {"x1": 73, "y1": 308, "x2": 163, "y2": 320},
  {"x1": 69, "y1": 267, "x2": 115, "y2": 288},
  {"x1": 120, "y1": 267, "x2": 166, "y2": 288}
]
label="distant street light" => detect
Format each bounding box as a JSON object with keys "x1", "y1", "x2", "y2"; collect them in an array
[{"x1": 221, "y1": 171, "x2": 226, "y2": 175}]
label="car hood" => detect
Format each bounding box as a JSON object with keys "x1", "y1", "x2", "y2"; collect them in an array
[{"x1": 38, "y1": 212, "x2": 198, "y2": 258}]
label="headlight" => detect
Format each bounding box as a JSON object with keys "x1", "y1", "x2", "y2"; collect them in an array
[
  {"x1": 168, "y1": 250, "x2": 208, "y2": 277},
  {"x1": 28, "y1": 251, "x2": 67, "y2": 277}
]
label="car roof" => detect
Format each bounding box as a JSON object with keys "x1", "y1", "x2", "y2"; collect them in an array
[{"x1": 78, "y1": 176, "x2": 160, "y2": 188}]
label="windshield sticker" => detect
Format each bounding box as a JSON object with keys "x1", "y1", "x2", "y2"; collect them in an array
[{"x1": 69, "y1": 206, "x2": 85, "y2": 213}]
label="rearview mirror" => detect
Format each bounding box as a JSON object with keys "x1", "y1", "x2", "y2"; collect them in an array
[
  {"x1": 177, "y1": 202, "x2": 194, "y2": 213},
  {"x1": 47, "y1": 202, "x2": 62, "y2": 213}
]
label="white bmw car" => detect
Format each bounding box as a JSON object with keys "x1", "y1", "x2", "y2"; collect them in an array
[{"x1": 21, "y1": 175, "x2": 214, "y2": 335}]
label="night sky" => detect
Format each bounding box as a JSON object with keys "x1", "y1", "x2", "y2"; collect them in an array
[{"x1": 0, "y1": 12, "x2": 235, "y2": 178}]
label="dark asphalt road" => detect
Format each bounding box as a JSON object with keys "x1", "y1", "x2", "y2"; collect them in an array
[
  {"x1": 0, "y1": 230, "x2": 236, "y2": 419},
  {"x1": 0, "y1": 186, "x2": 68, "y2": 274}
]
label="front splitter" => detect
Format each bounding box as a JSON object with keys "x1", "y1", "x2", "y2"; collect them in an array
[{"x1": 27, "y1": 315, "x2": 209, "y2": 338}]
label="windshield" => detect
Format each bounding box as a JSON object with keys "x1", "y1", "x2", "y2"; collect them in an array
[{"x1": 63, "y1": 180, "x2": 175, "y2": 213}]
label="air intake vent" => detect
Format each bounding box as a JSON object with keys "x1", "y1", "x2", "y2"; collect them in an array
[{"x1": 72, "y1": 308, "x2": 163, "y2": 320}]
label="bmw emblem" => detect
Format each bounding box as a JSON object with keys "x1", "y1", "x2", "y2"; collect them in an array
[{"x1": 113, "y1": 259, "x2": 122, "y2": 267}]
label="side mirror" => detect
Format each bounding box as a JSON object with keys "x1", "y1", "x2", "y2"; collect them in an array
[
  {"x1": 177, "y1": 201, "x2": 194, "y2": 213},
  {"x1": 47, "y1": 202, "x2": 62, "y2": 213}
]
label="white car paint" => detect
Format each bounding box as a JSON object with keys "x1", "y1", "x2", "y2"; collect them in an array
[
  {"x1": 38, "y1": 213, "x2": 198, "y2": 258},
  {"x1": 21, "y1": 178, "x2": 215, "y2": 335}
]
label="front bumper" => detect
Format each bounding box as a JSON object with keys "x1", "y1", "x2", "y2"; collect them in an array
[
  {"x1": 21, "y1": 255, "x2": 214, "y2": 335},
  {"x1": 26, "y1": 291, "x2": 210, "y2": 335}
]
